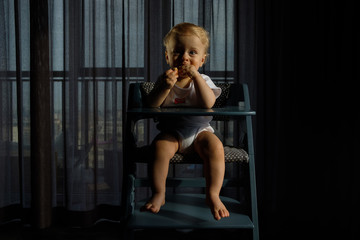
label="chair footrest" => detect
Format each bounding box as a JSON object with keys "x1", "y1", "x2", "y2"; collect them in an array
[{"x1": 127, "y1": 193, "x2": 254, "y2": 229}]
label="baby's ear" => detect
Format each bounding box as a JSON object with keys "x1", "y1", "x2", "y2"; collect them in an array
[
  {"x1": 200, "y1": 54, "x2": 207, "y2": 66},
  {"x1": 165, "y1": 51, "x2": 169, "y2": 64}
]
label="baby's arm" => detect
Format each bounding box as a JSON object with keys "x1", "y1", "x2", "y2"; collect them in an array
[
  {"x1": 180, "y1": 65, "x2": 216, "y2": 108},
  {"x1": 146, "y1": 68, "x2": 178, "y2": 107}
]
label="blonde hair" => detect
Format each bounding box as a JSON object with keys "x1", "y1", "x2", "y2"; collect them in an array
[{"x1": 163, "y1": 22, "x2": 210, "y2": 55}]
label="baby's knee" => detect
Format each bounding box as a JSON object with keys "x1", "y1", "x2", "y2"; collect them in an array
[{"x1": 195, "y1": 132, "x2": 224, "y2": 152}]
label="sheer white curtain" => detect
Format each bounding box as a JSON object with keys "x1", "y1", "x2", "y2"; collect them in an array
[
  {"x1": 1, "y1": 0, "x2": 31, "y2": 215},
  {"x1": 172, "y1": 0, "x2": 235, "y2": 73},
  {"x1": 0, "y1": 0, "x2": 144, "y2": 225},
  {"x1": 49, "y1": 0, "x2": 125, "y2": 212}
]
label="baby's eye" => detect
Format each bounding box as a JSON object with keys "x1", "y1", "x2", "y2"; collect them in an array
[{"x1": 189, "y1": 50, "x2": 197, "y2": 55}]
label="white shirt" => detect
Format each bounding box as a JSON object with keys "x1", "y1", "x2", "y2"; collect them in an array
[{"x1": 158, "y1": 74, "x2": 221, "y2": 131}]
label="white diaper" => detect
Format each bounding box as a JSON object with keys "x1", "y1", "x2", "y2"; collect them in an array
[{"x1": 175, "y1": 125, "x2": 214, "y2": 153}]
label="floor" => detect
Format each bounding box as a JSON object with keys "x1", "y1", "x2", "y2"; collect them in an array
[{"x1": 0, "y1": 220, "x2": 252, "y2": 240}]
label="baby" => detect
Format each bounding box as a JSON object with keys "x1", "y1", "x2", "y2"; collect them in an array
[{"x1": 142, "y1": 22, "x2": 229, "y2": 220}]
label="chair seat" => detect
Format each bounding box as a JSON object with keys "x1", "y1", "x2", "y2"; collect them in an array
[
  {"x1": 132, "y1": 145, "x2": 249, "y2": 164},
  {"x1": 127, "y1": 193, "x2": 254, "y2": 229}
]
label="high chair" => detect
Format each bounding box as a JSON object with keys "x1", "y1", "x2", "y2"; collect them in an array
[{"x1": 123, "y1": 82, "x2": 259, "y2": 240}]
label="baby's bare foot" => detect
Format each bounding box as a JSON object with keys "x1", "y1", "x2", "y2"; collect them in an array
[
  {"x1": 140, "y1": 192, "x2": 165, "y2": 213},
  {"x1": 207, "y1": 194, "x2": 230, "y2": 220}
]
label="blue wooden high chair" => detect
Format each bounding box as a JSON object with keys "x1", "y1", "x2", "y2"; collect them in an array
[{"x1": 123, "y1": 82, "x2": 259, "y2": 240}]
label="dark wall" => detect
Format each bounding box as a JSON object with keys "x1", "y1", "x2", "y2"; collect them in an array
[{"x1": 255, "y1": 1, "x2": 359, "y2": 239}]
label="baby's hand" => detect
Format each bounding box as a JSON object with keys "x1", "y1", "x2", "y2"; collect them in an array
[
  {"x1": 163, "y1": 68, "x2": 178, "y2": 89},
  {"x1": 178, "y1": 65, "x2": 197, "y2": 79}
]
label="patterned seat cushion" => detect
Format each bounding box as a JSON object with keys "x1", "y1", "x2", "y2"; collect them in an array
[
  {"x1": 140, "y1": 82, "x2": 155, "y2": 97},
  {"x1": 133, "y1": 145, "x2": 249, "y2": 164}
]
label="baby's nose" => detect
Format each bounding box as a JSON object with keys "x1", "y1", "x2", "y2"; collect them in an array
[{"x1": 182, "y1": 52, "x2": 190, "y2": 60}]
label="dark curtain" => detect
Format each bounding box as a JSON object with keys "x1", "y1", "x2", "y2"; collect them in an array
[{"x1": 255, "y1": 0, "x2": 359, "y2": 239}]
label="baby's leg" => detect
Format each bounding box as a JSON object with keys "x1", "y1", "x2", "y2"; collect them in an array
[
  {"x1": 194, "y1": 131, "x2": 229, "y2": 220},
  {"x1": 141, "y1": 132, "x2": 179, "y2": 213}
]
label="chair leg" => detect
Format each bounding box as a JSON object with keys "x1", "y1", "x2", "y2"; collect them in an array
[{"x1": 253, "y1": 227, "x2": 259, "y2": 240}]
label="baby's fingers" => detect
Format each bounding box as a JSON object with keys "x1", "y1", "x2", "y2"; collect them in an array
[
  {"x1": 165, "y1": 68, "x2": 178, "y2": 78},
  {"x1": 163, "y1": 69, "x2": 178, "y2": 88}
]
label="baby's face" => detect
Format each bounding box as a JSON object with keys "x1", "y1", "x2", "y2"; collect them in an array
[{"x1": 165, "y1": 34, "x2": 206, "y2": 71}]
